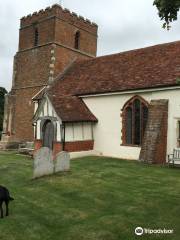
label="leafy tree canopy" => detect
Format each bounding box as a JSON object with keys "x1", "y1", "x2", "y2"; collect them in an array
[
  {"x1": 154, "y1": 0, "x2": 180, "y2": 29},
  {"x1": 0, "y1": 87, "x2": 7, "y2": 134}
]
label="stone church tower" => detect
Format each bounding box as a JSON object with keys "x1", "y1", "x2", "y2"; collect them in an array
[{"x1": 1, "y1": 4, "x2": 98, "y2": 148}]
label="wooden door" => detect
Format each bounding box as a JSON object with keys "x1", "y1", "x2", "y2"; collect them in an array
[{"x1": 42, "y1": 120, "x2": 54, "y2": 149}]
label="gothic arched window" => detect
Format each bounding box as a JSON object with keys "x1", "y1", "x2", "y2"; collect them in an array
[
  {"x1": 122, "y1": 96, "x2": 149, "y2": 146},
  {"x1": 34, "y1": 28, "x2": 39, "y2": 46},
  {"x1": 74, "y1": 31, "x2": 80, "y2": 49}
]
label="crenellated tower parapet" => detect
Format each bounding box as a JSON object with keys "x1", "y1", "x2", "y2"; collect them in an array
[{"x1": 20, "y1": 4, "x2": 98, "y2": 35}]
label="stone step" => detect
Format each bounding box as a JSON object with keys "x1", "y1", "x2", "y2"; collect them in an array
[
  {"x1": 0, "y1": 142, "x2": 8, "y2": 150},
  {"x1": 0, "y1": 141, "x2": 19, "y2": 150}
]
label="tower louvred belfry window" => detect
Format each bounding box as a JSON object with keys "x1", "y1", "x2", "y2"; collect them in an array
[
  {"x1": 74, "y1": 31, "x2": 80, "y2": 49},
  {"x1": 122, "y1": 96, "x2": 149, "y2": 146},
  {"x1": 34, "y1": 28, "x2": 39, "y2": 46}
]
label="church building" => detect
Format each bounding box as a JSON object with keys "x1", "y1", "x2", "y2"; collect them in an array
[
  {"x1": 2, "y1": 4, "x2": 180, "y2": 163},
  {"x1": 1, "y1": 4, "x2": 97, "y2": 148}
]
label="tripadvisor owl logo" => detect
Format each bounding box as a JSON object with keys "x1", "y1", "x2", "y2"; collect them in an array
[
  {"x1": 135, "y1": 226, "x2": 174, "y2": 236},
  {"x1": 135, "y1": 227, "x2": 144, "y2": 236}
]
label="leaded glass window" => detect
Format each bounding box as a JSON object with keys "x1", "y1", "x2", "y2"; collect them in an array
[
  {"x1": 122, "y1": 96, "x2": 149, "y2": 146},
  {"x1": 134, "y1": 99, "x2": 141, "y2": 145},
  {"x1": 126, "y1": 107, "x2": 132, "y2": 144}
]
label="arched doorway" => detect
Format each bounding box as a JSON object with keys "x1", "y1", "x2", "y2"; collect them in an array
[{"x1": 42, "y1": 120, "x2": 54, "y2": 149}]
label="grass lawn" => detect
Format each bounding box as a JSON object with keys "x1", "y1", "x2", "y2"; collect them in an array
[{"x1": 0, "y1": 152, "x2": 180, "y2": 240}]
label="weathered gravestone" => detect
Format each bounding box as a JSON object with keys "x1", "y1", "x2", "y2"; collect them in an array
[
  {"x1": 54, "y1": 151, "x2": 70, "y2": 173},
  {"x1": 33, "y1": 148, "x2": 70, "y2": 178},
  {"x1": 33, "y1": 147, "x2": 54, "y2": 178}
]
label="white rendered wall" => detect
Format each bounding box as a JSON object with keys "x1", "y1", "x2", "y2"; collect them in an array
[
  {"x1": 65, "y1": 122, "x2": 93, "y2": 142},
  {"x1": 44, "y1": 101, "x2": 48, "y2": 116},
  {"x1": 83, "y1": 88, "x2": 180, "y2": 160},
  {"x1": 36, "y1": 120, "x2": 41, "y2": 139},
  {"x1": 39, "y1": 98, "x2": 57, "y2": 117},
  {"x1": 56, "y1": 121, "x2": 61, "y2": 142},
  {"x1": 34, "y1": 102, "x2": 38, "y2": 113}
]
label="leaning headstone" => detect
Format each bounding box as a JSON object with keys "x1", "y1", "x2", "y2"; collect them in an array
[
  {"x1": 55, "y1": 151, "x2": 70, "y2": 173},
  {"x1": 33, "y1": 147, "x2": 54, "y2": 178}
]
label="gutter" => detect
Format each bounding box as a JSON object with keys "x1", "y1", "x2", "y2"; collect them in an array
[{"x1": 78, "y1": 84, "x2": 180, "y2": 98}]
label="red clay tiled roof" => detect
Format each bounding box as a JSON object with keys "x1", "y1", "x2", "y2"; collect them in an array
[
  {"x1": 48, "y1": 95, "x2": 97, "y2": 122},
  {"x1": 49, "y1": 41, "x2": 180, "y2": 96},
  {"x1": 47, "y1": 41, "x2": 180, "y2": 122}
]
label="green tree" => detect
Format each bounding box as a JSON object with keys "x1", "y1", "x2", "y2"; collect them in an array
[
  {"x1": 154, "y1": 0, "x2": 180, "y2": 29},
  {"x1": 0, "y1": 87, "x2": 7, "y2": 138}
]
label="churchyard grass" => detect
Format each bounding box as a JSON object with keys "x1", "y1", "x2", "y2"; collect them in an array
[{"x1": 0, "y1": 151, "x2": 180, "y2": 240}]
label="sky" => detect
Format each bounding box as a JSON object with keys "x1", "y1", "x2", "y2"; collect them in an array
[{"x1": 0, "y1": 0, "x2": 180, "y2": 91}]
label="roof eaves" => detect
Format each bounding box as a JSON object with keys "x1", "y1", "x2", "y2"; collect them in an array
[
  {"x1": 76, "y1": 83, "x2": 179, "y2": 97},
  {"x1": 62, "y1": 119, "x2": 98, "y2": 123}
]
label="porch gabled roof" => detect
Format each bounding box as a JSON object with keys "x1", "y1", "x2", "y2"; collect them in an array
[{"x1": 48, "y1": 95, "x2": 97, "y2": 123}]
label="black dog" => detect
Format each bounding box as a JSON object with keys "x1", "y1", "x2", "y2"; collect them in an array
[{"x1": 0, "y1": 186, "x2": 14, "y2": 218}]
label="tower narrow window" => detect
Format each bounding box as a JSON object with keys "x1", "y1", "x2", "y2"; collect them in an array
[
  {"x1": 74, "y1": 31, "x2": 80, "y2": 49},
  {"x1": 34, "y1": 28, "x2": 39, "y2": 46}
]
